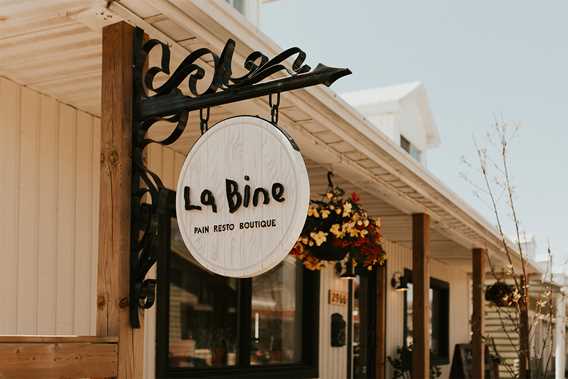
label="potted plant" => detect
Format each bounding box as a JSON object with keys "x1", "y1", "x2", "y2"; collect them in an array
[
  {"x1": 387, "y1": 345, "x2": 442, "y2": 379},
  {"x1": 290, "y1": 174, "x2": 386, "y2": 271},
  {"x1": 485, "y1": 281, "x2": 520, "y2": 307}
]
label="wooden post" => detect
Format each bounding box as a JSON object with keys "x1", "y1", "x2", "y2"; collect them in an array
[
  {"x1": 472, "y1": 248, "x2": 486, "y2": 379},
  {"x1": 412, "y1": 213, "x2": 430, "y2": 379},
  {"x1": 376, "y1": 262, "x2": 387, "y2": 379},
  {"x1": 97, "y1": 21, "x2": 144, "y2": 378}
]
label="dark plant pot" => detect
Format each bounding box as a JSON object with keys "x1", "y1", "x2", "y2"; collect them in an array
[
  {"x1": 309, "y1": 243, "x2": 349, "y2": 261},
  {"x1": 485, "y1": 281, "x2": 516, "y2": 307}
]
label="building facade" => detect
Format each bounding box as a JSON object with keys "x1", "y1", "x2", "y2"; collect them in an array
[{"x1": 0, "y1": 1, "x2": 558, "y2": 379}]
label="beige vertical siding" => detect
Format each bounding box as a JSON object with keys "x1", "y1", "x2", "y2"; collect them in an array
[
  {"x1": 384, "y1": 239, "x2": 470, "y2": 379},
  {"x1": 0, "y1": 89, "x2": 473, "y2": 379},
  {"x1": 0, "y1": 77, "x2": 100, "y2": 336}
]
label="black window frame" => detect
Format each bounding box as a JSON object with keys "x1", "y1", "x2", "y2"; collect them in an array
[
  {"x1": 402, "y1": 269, "x2": 450, "y2": 365},
  {"x1": 400, "y1": 135, "x2": 412, "y2": 153},
  {"x1": 156, "y1": 213, "x2": 320, "y2": 379}
]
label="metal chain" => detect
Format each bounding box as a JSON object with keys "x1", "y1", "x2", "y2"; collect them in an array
[
  {"x1": 327, "y1": 171, "x2": 335, "y2": 189},
  {"x1": 269, "y1": 92, "x2": 280, "y2": 125},
  {"x1": 200, "y1": 107, "x2": 210, "y2": 134}
]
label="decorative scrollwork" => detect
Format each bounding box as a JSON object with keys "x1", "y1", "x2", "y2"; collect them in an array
[
  {"x1": 142, "y1": 38, "x2": 312, "y2": 100},
  {"x1": 129, "y1": 26, "x2": 351, "y2": 327}
]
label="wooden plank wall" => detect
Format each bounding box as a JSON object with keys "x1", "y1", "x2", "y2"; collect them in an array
[{"x1": 0, "y1": 77, "x2": 100, "y2": 336}]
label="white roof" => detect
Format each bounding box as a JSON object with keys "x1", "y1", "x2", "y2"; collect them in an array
[{"x1": 342, "y1": 82, "x2": 441, "y2": 148}]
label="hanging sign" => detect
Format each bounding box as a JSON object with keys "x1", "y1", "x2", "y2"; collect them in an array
[{"x1": 175, "y1": 116, "x2": 310, "y2": 278}]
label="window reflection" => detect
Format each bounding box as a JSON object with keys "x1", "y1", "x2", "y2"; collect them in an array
[
  {"x1": 353, "y1": 275, "x2": 371, "y2": 378},
  {"x1": 168, "y1": 221, "x2": 306, "y2": 369},
  {"x1": 404, "y1": 284, "x2": 434, "y2": 350},
  {"x1": 251, "y1": 256, "x2": 303, "y2": 365},
  {"x1": 404, "y1": 278, "x2": 448, "y2": 361},
  {"x1": 169, "y1": 221, "x2": 238, "y2": 368}
]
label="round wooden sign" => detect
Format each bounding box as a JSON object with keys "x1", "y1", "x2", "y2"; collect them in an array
[{"x1": 175, "y1": 116, "x2": 310, "y2": 278}]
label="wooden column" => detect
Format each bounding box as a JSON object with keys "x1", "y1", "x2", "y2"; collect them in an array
[
  {"x1": 412, "y1": 213, "x2": 430, "y2": 379},
  {"x1": 472, "y1": 248, "x2": 486, "y2": 379},
  {"x1": 97, "y1": 21, "x2": 144, "y2": 378},
  {"x1": 376, "y1": 262, "x2": 387, "y2": 379}
]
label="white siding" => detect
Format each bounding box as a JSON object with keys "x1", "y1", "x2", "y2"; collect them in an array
[{"x1": 0, "y1": 77, "x2": 100, "y2": 336}]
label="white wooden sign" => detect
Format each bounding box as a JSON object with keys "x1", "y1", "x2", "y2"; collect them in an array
[{"x1": 175, "y1": 116, "x2": 310, "y2": 278}]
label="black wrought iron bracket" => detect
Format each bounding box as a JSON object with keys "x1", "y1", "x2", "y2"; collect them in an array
[{"x1": 129, "y1": 27, "x2": 351, "y2": 327}]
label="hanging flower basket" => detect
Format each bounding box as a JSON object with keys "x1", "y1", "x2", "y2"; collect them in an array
[
  {"x1": 290, "y1": 176, "x2": 386, "y2": 271},
  {"x1": 485, "y1": 281, "x2": 519, "y2": 307}
]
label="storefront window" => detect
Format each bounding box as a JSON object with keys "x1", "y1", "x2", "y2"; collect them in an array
[
  {"x1": 251, "y1": 257, "x2": 303, "y2": 365},
  {"x1": 403, "y1": 270, "x2": 450, "y2": 364},
  {"x1": 169, "y1": 223, "x2": 239, "y2": 368},
  {"x1": 159, "y1": 219, "x2": 319, "y2": 377}
]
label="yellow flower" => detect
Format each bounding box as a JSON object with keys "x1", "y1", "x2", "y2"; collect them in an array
[
  {"x1": 320, "y1": 209, "x2": 330, "y2": 219},
  {"x1": 342, "y1": 222, "x2": 359, "y2": 237},
  {"x1": 330, "y1": 224, "x2": 344, "y2": 238},
  {"x1": 336, "y1": 208, "x2": 341, "y2": 214},
  {"x1": 363, "y1": 219, "x2": 369, "y2": 227},
  {"x1": 360, "y1": 229, "x2": 368, "y2": 237},
  {"x1": 325, "y1": 192, "x2": 334, "y2": 200},
  {"x1": 308, "y1": 205, "x2": 320, "y2": 218},
  {"x1": 310, "y1": 231, "x2": 328, "y2": 246},
  {"x1": 342, "y1": 202, "x2": 352, "y2": 217}
]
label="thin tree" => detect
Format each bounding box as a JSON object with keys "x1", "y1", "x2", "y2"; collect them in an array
[{"x1": 461, "y1": 121, "x2": 556, "y2": 379}]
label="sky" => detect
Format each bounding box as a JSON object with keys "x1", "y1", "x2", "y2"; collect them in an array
[{"x1": 259, "y1": 0, "x2": 568, "y2": 266}]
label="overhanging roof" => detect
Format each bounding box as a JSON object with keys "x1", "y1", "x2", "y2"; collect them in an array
[{"x1": 0, "y1": 0, "x2": 538, "y2": 272}]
